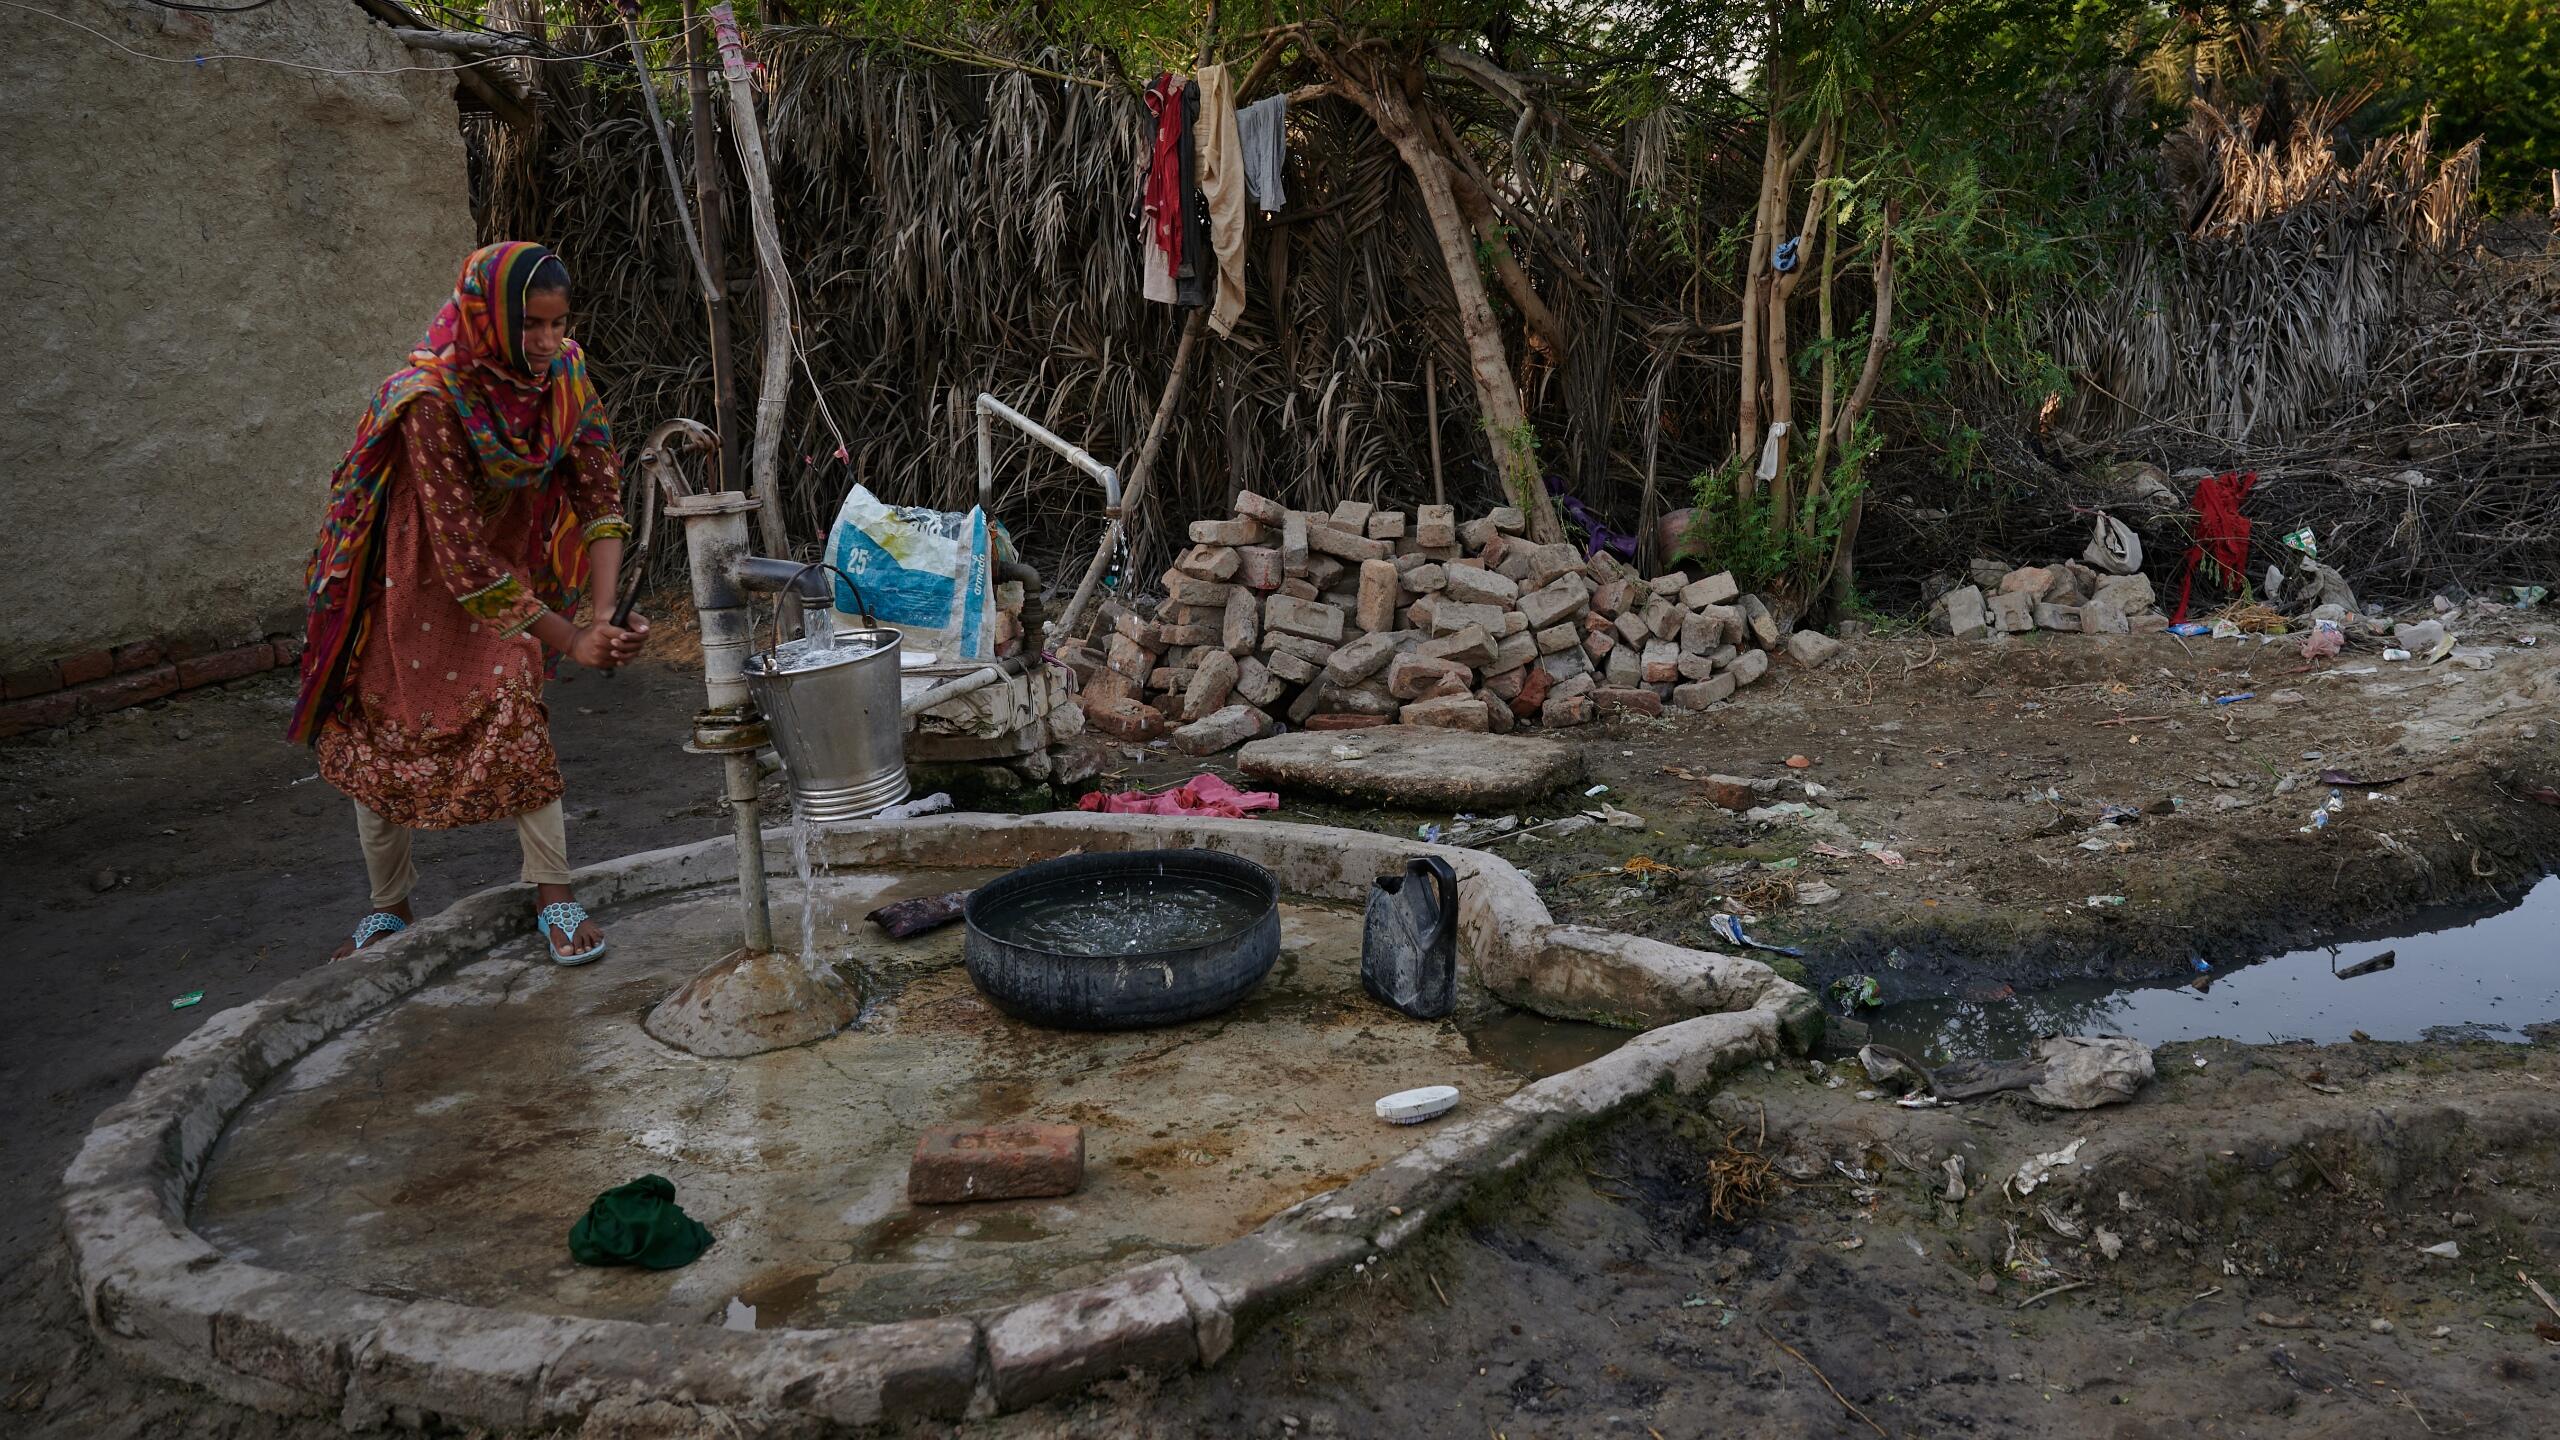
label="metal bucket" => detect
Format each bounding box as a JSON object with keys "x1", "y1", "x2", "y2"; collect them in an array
[{"x1": 742, "y1": 626, "x2": 911, "y2": 821}]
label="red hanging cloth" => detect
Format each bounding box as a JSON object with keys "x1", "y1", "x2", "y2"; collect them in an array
[
  {"x1": 1141, "y1": 74, "x2": 1186, "y2": 276},
  {"x1": 2173, "y1": 470, "x2": 2257, "y2": 622}
]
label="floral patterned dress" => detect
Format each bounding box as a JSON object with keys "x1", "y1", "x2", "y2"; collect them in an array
[{"x1": 314, "y1": 395, "x2": 625, "y2": 829}]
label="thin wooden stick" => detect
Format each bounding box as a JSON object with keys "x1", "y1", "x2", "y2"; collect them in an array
[
  {"x1": 1760, "y1": 1325, "x2": 1887, "y2": 1437},
  {"x1": 2093, "y1": 715, "x2": 2172, "y2": 727},
  {"x1": 2523, "y1": 1269, "x2": 2560, "y2": 1322},
  {"x1": 1425, "y1": 359, "x2": 1444, "y2": 506},
  {"x1": 2016, "y1": 1280, "x2": 2087, "y2": 1309}
]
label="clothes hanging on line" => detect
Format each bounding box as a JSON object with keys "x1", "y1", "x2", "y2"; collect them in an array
[
  {"x1": 1140, "y1": 72, "x2": 1187, "y2": 303},
  {"x1": 1236, "y1": 93, "x2": 1287, "y2": 212},
  {"x1": 1193, "y1": 63, "x2": 1246, "y2": 334}
]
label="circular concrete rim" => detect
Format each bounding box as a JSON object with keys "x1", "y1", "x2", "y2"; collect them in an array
[{"x1": 62, "y1": 812, "x2": 1817, "y2": 1431}]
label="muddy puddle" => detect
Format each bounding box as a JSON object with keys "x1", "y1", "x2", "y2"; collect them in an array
[{"x1": 1868, "y1": 873, "x2": 2560, "y2": 1059}]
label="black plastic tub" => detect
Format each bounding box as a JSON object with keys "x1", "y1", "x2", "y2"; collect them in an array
[{"x1": 962, "y1": 849, "x2": 1281, "y2": 1030}]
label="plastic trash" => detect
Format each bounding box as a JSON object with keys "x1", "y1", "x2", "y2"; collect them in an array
[
  {"x1": 826, "y1": 484, "x2": 996, "y2": 661},
  {"x1": 169, "y1": 991, "x2": 203, "y2": 1010},
  {"x1": 2168, "y1": 622, "x2": 2213, "y2": 637},
  {"x1": 1828, "y1": 974, "x2": 1882, "y2": 1011},
  {"x1": 2083, "y1": 512, "x2": 2142, "y2": 575},
  {"x1": 1710, "y1": 913, "x2": 1806, "y2": 958},
  {"x1": 2210, "y1": 692, "x2": 2255, "y2": 705},
  {"x1": 1375, "y1": 1085, "x2": 1459, "y2": 1125},
  {"x1": 1361, "y1": 857, "x2": 1458, "y2": 1020},
  {"x1": 874, "y1": 791, "x2": 954, "y2": 821}
]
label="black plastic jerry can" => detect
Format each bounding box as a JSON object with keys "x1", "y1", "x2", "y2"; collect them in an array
[{"x1": 1361, "y1": 856, "x2": 1459, "y2": 1020}]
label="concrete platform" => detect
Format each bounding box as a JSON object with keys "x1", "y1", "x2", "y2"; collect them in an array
[
  {"x1": 192, "y1": 869, "x2": 1611, "y2": 1331},
  {"x1": 64, "y1": 812, "x2": 1816, "y2": 1429},
  {"x1": 1236, "y1": 728, "x2": 1584, "y2": 809}
]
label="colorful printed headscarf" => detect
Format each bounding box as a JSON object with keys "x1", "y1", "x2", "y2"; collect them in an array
[{"x1": 288, "y1": 242, "x2": 615, "y2": 744}]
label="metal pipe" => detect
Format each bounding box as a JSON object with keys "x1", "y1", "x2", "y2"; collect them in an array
[
  {"x1": 671, "y1": 491, "x2": 772, "y2": 952},
  {"x1": 974, "y1": 392, "x2": 1119, "y2": 513}
]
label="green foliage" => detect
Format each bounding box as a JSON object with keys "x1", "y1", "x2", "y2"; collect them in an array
[
  {"x1": 2362, "y1": 0, "x2": 2560, "y2": 211},
  {"x1": 1682, "y1": 435, "x2": 1872, "y2": 596}
]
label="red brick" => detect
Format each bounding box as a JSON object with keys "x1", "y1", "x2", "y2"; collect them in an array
[
  {"x1": 271, "y1": 634, "x2": 306, "y2": 666},
  {"x1": 111, "y1": 640, "x2": 165, "y2": 673},
  {"x1": 57, "y1": 650, "x2": 114, "y2": 687},
  {"x1": 1592, "y1": 686, "x2": 1664, "y2": 717},
  {"x1": 0, "y1": 690, "x2": 78, "y2": 738},
  {"x1": 176, "y1": 643, "x2": 275, "y2": 691},
  {"x1": 74, "y1": 664, "x2": 180, "y2": 715},
  {"x1": 164, "y1": 631, "x2": 225, "y2": 662},
  {"x1": 2, "y1": 663, "x2": 60, "y2": 700},
  {"x1": 1509, "y1": 665, "x2": 1554, "y2": 720},
  {"x1": 1081, "y1": 696, "x2": 1166, "y2": 741},
  {"x1": 1303, "y1": 713, "x2": 1390, "y2": 730},
  {"x1": 909, "y1": 1123, "x2": 1084, "y2": 1204}
]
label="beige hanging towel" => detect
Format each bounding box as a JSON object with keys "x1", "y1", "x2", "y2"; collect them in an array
[{"x1": 1192, "y1": 63, "x2": 1247, "y2": 335}]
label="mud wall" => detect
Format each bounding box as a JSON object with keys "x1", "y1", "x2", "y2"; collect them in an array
[{"x1": 0, "y1": 0, "x2": 476, "y2": 669}]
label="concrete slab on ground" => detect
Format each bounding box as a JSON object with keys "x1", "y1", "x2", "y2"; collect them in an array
[{"x1": 1235, "y1": 729, "x2": 1583, "y2": 809}]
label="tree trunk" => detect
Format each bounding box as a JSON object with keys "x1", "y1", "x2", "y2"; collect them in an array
[{"x1": 1323, "y1": 58, "x2": 1562, "y2": 544}]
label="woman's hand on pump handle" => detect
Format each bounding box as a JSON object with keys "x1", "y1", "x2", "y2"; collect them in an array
[{"x1": 569, "y1": 614, "x2": 649, "y2": 671}]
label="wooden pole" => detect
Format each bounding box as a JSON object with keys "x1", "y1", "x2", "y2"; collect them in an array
[
  {"x1": 707, "y1": 3, "x2": 794, "y2": 565},
  {"x1": 683, "y1": 0, "x2": 743, "y2": 501},
  {"x1": 1053, "y1": 311, "x2": 1207, "y2": 643},
  {"x1": 1425, "y1": 358, "x2": 1444, "y2": 506}
]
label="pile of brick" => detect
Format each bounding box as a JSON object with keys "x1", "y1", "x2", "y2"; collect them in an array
[
  {"x1": 1932, "y1": 560, "x2": 2167, "y2": 639},
  {"x1": 1057, "y1": 493, "x2": 1841, "y2": 756}
]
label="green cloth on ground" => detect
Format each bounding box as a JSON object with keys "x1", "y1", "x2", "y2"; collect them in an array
[{"x1": 568, "y1": 1174, "x2": 715, "y2": 1270}]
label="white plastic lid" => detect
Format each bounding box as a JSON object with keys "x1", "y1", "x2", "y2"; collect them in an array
[{"x1": 1376, "y1": 1085, "x2": 1460, "y2": 1125}]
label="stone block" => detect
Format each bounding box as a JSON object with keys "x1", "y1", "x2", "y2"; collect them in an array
[
  {"x1": 1174, "y1": 703, "x2": 1274, "y2": 756},
  {"x1": 1328, "y1": 499, "x2": 1375, "y2": 533},
  {"x1": 1648, "y1": 573, "x2": 1687, "y2": 597},
  {"x1": 1997, "y1": 565, "x2": 2057, "y2": 599},
  {"x1": 2033, "y1": 602, "x2": 2080, "y2": 632},
  {"x1": 1534, "y1": 622, "x2": 1580, "y2": 655},
  {"x1": 1355, "y1": 559, "x2": 1402, "y2": 633},
  {"x1": 1674, "y1": 673, "x2": 1737, "y2": 710},
  {"x1": 1234, "y1": 656, "x2": 1286, "y2": 709},
  {"x1": 1237, "y1": 546, "x2": 1282, "y2": 591},
  {"x1": 1262, "y1": 648, "x2": 1319, "y2": 685},
  {"x1": 1680, "y1": 570, "x2": 1740, "y2": 608},
  {"x1": 1488, "y1": 505, "x2": 1526, "y2": 535},
  {"x1": 1403, "y1": 562, "x2": 1448, "y2": 593},
  {"x1": 1385, "y1": 654, "x2": 1471, "y2": 701},
  {"x1": 2078, "y1": 595, "x2": 2130, "y2": 635},
  {"x1": 1189, "y1": 518, "x2": 1268, "y2": 547},
  {"x1": 1223, "y1": 588, "x2": 1260, "y2": 654},
  {"x1": 1418, "y1": 624, "x2": 1499, "y2": 670},
  {"x1": 1484, "y1": 630, "x2": 1538, "y2": 677},
  {"x1": 1162, "y1": 574, "x2": 1235, "y2": 609},
  {"x1": 1414, "y1": 503, "x2": 1458, "y2": 548},
  {"x1": 909, "y1": 1123, "x2": 1086, "y2": 1203},
  {"x1": 1484, "y1": 665, "x2": 1528, "y2": 701},
  {"x1": 1306, "y1": 555, "x2": 1347, "y2": 590},
  {"x1": 1591, "y1": 578, "x2": 1638, "y2": 617},
  {"x1": 1174, "y1": 544, "x2": 1242, "y2": 582},
  {"x1": 1457, "y1": 515, "x2": 1499, "y2": 551},
  {"x1": 1281, "y1": 513, "x2": 1310, "y2": 575},
  {"x1": 1538, "y1": 648, "x2": 1593, "y2": 681},
  {"x1": 1366, "y1": 510, "x2": 1407, "y2": 540},
  {"x1": 1643, "y1": 598, "x2": 1684, "y2": 641},
  {"x1": 1264, "y1": 596, "x2": 1346, "y2": 643},
  {"x1": 1539, "y1": 693, "x2": 1595, "y2": 728},
  {"x1": 1550, "y1": 671, "x2": 1594, "y2": 699},
  {"x1": 1323, "y1": 629, "x2": 1407, "y2": 686},
  {"x1": 1182, "y1": 650, "x2": 1241, "y2": 721},
  {"x1": 1987, "y1": 590, "x2": 2036, "y2": 634},
  {"x1": 1726, "y1": 647, "x2": 1769, "y2": 687},
  {"x1": 1428, "y1": 600, "x2": 1508, "y2": 638},
  {"x1": 1932, "y1": 584, "x2": 1989, "y2": 640},
  {"x1": 1738, "y1": 593, "x2": 1783, "y2": 649},
  {"x1": 1613, "y1": 611, "x2": 1653, "y2": 648},
  {"x1": 1516, "y1": 574, "x2": 1592, "y2": 631},
  {"x1": 1525, "y1": 544, "x2": 1586, "y2": 590},
  {"x1": 1323, "y1": 678, "x2": 1400, "y2": 716},
  {"x1": 1594, "y1": 686, "x2": 1664, "y2": 717},
  {"x1": 1277, "y1": 578, "x2": 1318, "y2": 601},
  {"x1": 1400, "y1": 695, "x2": 1490, "y2": 731},
  {"x1": 1307, "y1": 522, "x2": 1391, "y2": 564},
  {"x1": 1604, "y1": 646, "x2": 1642, "y2": 688},
  {"x1": 1479, "y1": 690, "x2": 1516, "y2": 732},
  {"x1": 985, "y1": 1261, "x2": 1199, "y2": 1409},
  {"x1": 1641, "y1": 639, "x2": 1681, "y2": 684},
  {"x1": 2092, "y1": 572, "x2": 2156, "y2": 616},
  {"x1": 1442, "y1": 564, "x2": 1519, "y2": 607},
  {"x1": 1105, "y1": 634, "x2": 1158, "y2": 680},
  {"x1": 1583, "y1": 630, "x2": 1615, "y2": 663},
  {"x1": 1677, "y1": 652, "x2": 1716, "y2": 681},
  {"x1": 1786, "y1": 630, "x2": 1845, "y2": 667},
  {"x1": 1234, "y1": 489, "x2": 1288, "y2": 525}
]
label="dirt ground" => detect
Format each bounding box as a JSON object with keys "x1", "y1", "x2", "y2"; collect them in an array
[{"x1": 5, "y1": 617, "x2": 2557, "y2": 1438}]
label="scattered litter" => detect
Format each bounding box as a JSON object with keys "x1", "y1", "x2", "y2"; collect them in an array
[
  {"x1": 866, "y1": 890, "x2": 970, "y2": 939},
  {"x1": 1710, "y1": 913, "x2": 1805, "y2": 958},
  {"x1": 873, "y1": 791, "x2": 954, "y2": 820},
  {"x1": 1375, "y1": 1085, "x2": 1460, "y2": 1125},
  {"x1": 2193, "y1": 1055, "x2": 2209, "y2": 1067},
  {"x1": 2095, "y1": 1226, "x2": 2124, "y2": 1261},
  {"x1": 1329, "y1": 744, "x2": 1365, "y2": 761},
  {"x1": 2514, "y1": 585, "x2": 2547, "y2": 609},
  {"x1": 1584, "y1": 783, "x2": 1610, "y2": 797},
  {"x1": 2299, "y1": 621, "x2": 2343, "y2": 659},
  {"x1": 1860, "y1": 842, "x2": 1906, "y2": 866},
  {"x1": 1942, "y1": 1155, "x2": 1968, "y2": 1201},
  {"x1": 1076, "y1": 773, "x2": 1277, "y2": 819},
  {"x1": 2333, "y1": 950, "x2": 2396, "y2": 980},
  {"x1": 2210, "y1": 692, "x2": 2255, "y2": 706},
  {"x1": 2010, "y1": 1138, "x2": 2087, "y2": 1197},
  {"x1": 723, "y1": 1297, "x2": 757, "y2": 1331},
  {"x1": 1794, "y1": 880, "x2": 1842, "y2": 907},
  {"x1": 2418, "y1": 1240, "x2": 2460, "y2": 1259},
  {"x1": 1835, "y1": 1236, "x2": 1865, "y2": 1251},
  {"x1": 1587, "y1": 803, "x2": 1646, "y2": 830},
  {"x1": 2086, "y1": 894, "x2": 2126, "y2": 908},
  {"x1": 1681, "y1": 1293, "x2": 1712, "y2": 1309},
  {"x1": 1784, "y1": 755, "x2": 1813, "y2": 770},
  {"x1": 169, "y1": 991, "x2": 203, "y2": 1010},
  {"x1": 2168, "y1": 622, "x2": 2212, "y2": 637},
  {"x1": 1828, "y1": 974, "x2": 1882, "y2": 1011},
  {"x1": 2383, "y1": 647, "x2": 2412, "y2": 661}
]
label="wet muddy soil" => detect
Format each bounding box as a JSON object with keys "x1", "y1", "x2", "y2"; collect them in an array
[{"x1": 6, "y1": 615, "x2": 2558, "y2": 1436}]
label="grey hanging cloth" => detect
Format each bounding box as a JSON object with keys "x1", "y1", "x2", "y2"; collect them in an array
[{"x1": 1236, "y1": 94, "x2": 1288, "y2": 212}]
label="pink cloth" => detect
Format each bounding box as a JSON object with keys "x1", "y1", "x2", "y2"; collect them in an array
[{"x1": 1076, "y1": 773, "x2": 1278, "y2": 819}]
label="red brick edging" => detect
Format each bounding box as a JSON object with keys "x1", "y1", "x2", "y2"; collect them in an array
[{"x1": 0, "y1": 634, "x2": 303, "y2": 739}]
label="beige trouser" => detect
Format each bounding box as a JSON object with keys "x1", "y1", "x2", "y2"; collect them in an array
[{"x1": 354, "y1": 799, "x2": 570, "y2": 910}]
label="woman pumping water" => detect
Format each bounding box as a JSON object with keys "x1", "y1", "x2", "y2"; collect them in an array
[{"x1": 288, "y1": 242, "x2": 648, "y2": 964}]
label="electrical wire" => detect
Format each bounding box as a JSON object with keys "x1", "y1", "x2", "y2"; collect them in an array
[
  {"x1": 136, "y1": 0, "x2": 275, "y2": 14},
  {"x1": 0, "y1": 0, "x2": 637, "y2": 76}
]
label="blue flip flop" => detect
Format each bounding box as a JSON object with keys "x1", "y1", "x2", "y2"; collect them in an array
[
  {"x1": 540, "y1": 901, "x2": 607, "y2": 966},
  {"x1": 347, "y1": 911, "x2": 406, "y2": 954}
]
